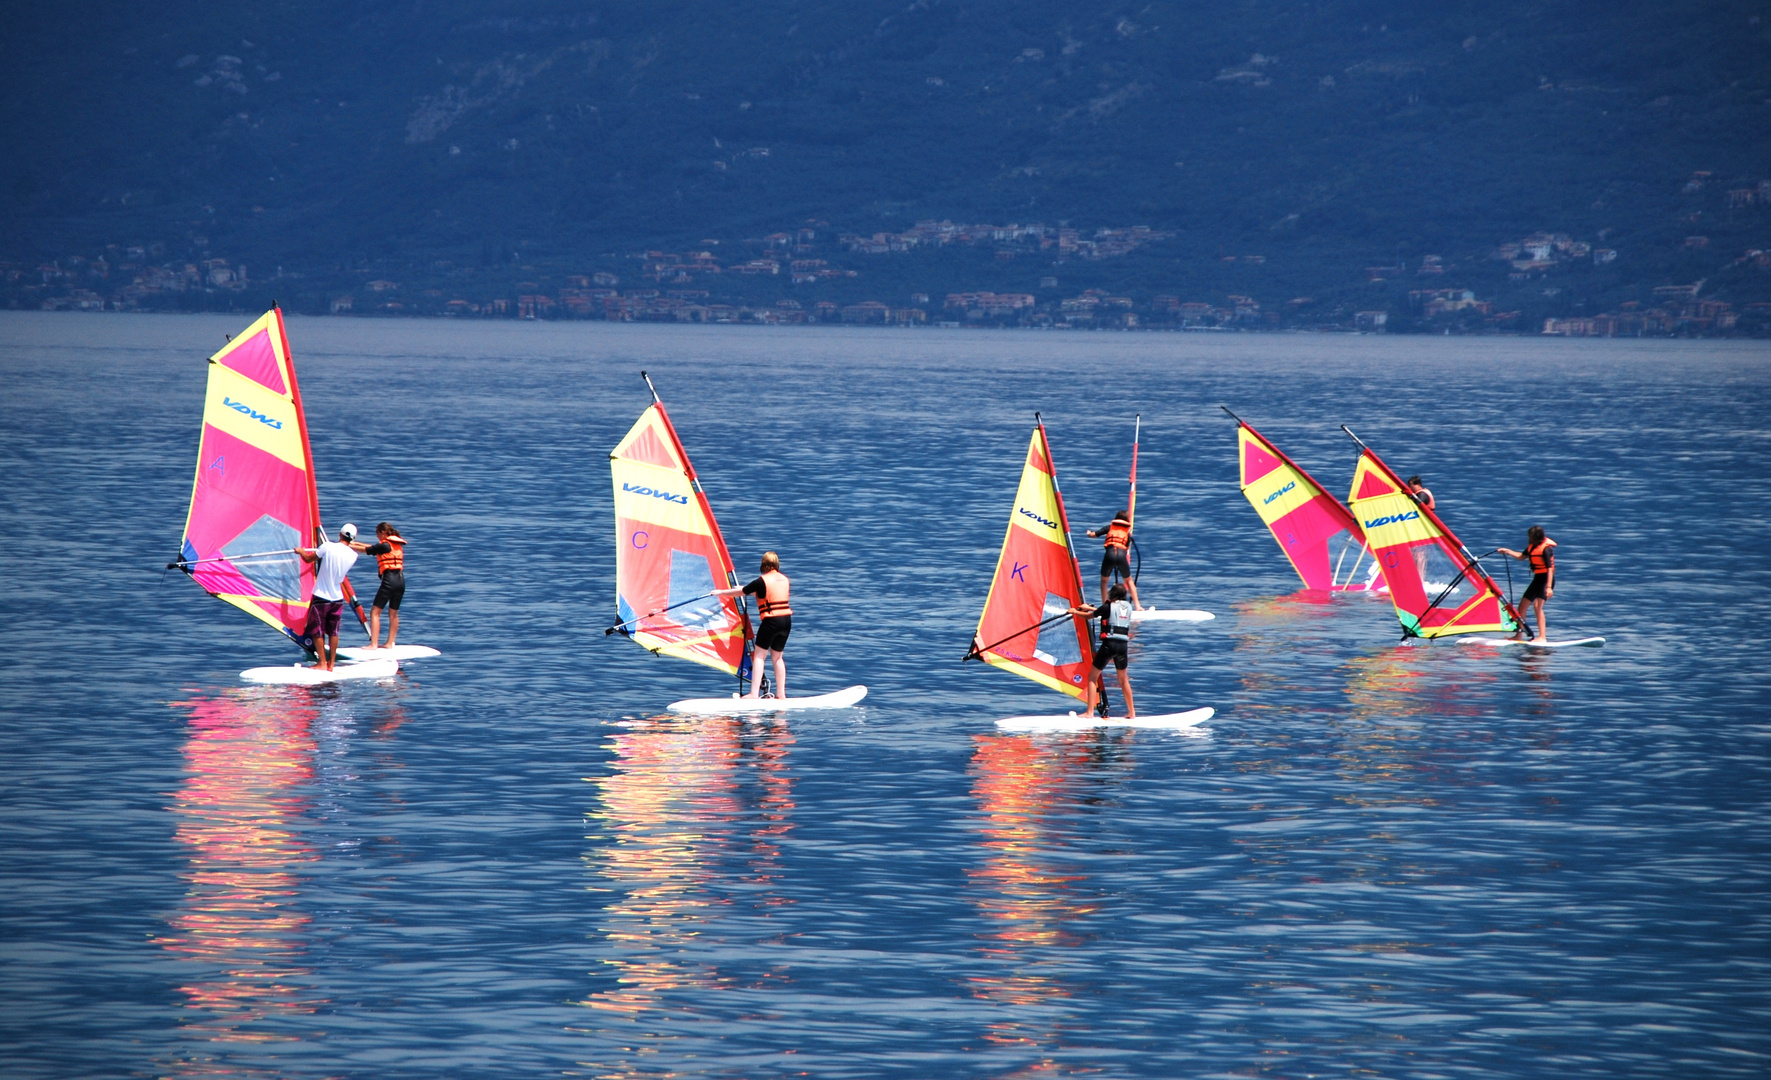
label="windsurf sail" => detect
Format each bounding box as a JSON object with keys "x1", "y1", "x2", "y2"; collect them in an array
[
  {"x1": 610, "y1": 374, "x2": 752, "y2": 679},
  {"x1": 1228, "y1": 410, "x2": 1384, "y2": 592},
  {"x1": 967, "y1": 417, "x2": 1094, "y2": 698},
  {"x1": 1343, "y1": 429, "x2": 1522, "y2": 638},
  {"x1": 176, "y1": 308, "x2": 327, "y2": 651}
]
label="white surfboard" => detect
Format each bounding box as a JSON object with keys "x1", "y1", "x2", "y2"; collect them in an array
[
  {"x1": 336, "y1": 644, "x2": 441, "y2": 661},
  {"x1": 996, "y1": 706, "x2": 1214, "y2": 732},
  {"x1": 667, "y1": 685, "x2": 868, "y2": 714},
  {"x1": 240, "y1": 658, "x2": 400, "y2": 685},
  {"x1": 1460, "y1": 636, "x2": 1606, "y2": 650},
  {"x1": 1130, "y1": 608, "x2": 1215, "y2": 623}
]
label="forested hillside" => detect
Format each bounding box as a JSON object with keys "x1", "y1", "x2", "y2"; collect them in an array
[{"x1": 4, "y1": 0, "x2": 1768, "y2": 330}]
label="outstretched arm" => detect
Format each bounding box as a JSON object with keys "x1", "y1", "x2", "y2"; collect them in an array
[{"x1": 1495, "y1": 547, "x2": 1524, "y2": 560}]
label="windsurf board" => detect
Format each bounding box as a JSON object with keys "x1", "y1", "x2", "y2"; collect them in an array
[
  {"x1": 1460, "y1": 636, "x2": 1606, "y2": 650},
  {"x1": 241, "y1": 658, "x2": 400, "y2": 685},
  {"x1": 668, "y1": 685, "x2": 868, "y2": 714},
  {"x1": 1130, "y1": 608, "x2": 1215, "y2": 623},
  {"x1": 336, "y1": 644, "x2": 441, "y2": 661},
  {"x1": 996, "y1": 706, "x2": 1214, "y2": 732}
]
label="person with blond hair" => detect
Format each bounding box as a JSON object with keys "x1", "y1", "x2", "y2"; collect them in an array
[{"x1": 717, "y1": 551, "x2": 792, "y2": 699}]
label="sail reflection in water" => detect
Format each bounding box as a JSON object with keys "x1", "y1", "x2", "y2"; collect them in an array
[
  {"x1": 157, "y1": 691, "x2": 324, "y2": 1072},
  {"x1": 967, "y1": 734, "x2": 1129, "y2": 1052},
  {"x1": 578, "y1": 717, "x2": 797, "y2": 1034}
]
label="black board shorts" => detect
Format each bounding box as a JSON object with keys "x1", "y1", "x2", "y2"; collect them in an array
[
  {"x1": 1100, "y1": 548, "x2": 1132, "y2": 580},
  {"x1": 373, "y1": 571, "x2": 406, "y2": 610},
  {"x1": 1092, "y1": 637, "x2": 1129, "y2": 671},
  {"x1": 1522, "y1": 573, "x2": 1550, "y2": 602},
  {"x1": 756, "y1": 615, "x2": 791, "y2": 651}
]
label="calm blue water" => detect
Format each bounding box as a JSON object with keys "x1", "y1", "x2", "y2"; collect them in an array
[{"x1": 2, "y1": 313, "x2": 1768, "y2": 1078}]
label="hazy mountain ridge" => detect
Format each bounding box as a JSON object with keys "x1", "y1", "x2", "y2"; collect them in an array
[{"x1": 4, "y1": 1, "x2": 1769, "y2": 328}]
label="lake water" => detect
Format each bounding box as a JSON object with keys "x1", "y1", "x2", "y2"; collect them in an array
[{"x1": 2, "y1": 312, "x2": 1768, "y2": 1078}]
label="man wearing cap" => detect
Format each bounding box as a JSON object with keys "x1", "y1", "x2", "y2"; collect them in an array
[{"x1": 296, "y1": 524, "x2": 361, "y2": 671}]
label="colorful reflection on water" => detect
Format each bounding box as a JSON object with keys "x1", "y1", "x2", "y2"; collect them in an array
[
  {"x1": 966, "y1": 732, "x2": 1131, "y2": 1055},
  {"x1": 578, "y1": 716, "x2": 797, "y2": 1029},
  {"x1": 156, "y1": 690, "x2": 323, "y2": 1075}
]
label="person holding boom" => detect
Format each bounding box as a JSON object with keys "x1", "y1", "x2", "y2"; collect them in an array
[
  {"x1": 716, "y1": 551, "x2": 792, "y2": 699},
  {"x1": 1497, "y1": 525, "x2": 1556, "y2": 643}
]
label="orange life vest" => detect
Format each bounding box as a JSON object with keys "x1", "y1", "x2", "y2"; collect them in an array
[
  {"x1": 1103, "y1": 518, "x2": 1132, "y2": 550},
  {"x1": 757, "y1": 570, "x2": 792, "y2": 618},
  {"x1": 1528, "y1": 538, "x2": 1554, "y2": 576},
  {"x1": 376, "y1": 535, "x2": 406, "y2": 575}
]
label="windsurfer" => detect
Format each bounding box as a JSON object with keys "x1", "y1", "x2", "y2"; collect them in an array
[
  {"x1": 717, "y1": 551, "x2": 792, "y2": 699},
  {"x1": 348, "y1": 522, "x2": 406, "y2": 650},
  {"x1": 296, "y1": 524, "x2": 361, "y2": 670},
  {"x1": 1069, "y1": 584, "x2": 1136, "y2": 719},
  {"x1": 1407, "y1": 476, "x2": 1436, "y2": 579},
  {"x1": 1085, "y1": 509, "x2": 1145, "y2": 609},
  {"x1": 1497, "y1": 526, "x2": 1556, "y2": 642}
]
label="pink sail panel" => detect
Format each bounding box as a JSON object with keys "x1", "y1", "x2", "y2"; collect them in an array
[
  {"x1": 178, "y1": 309, "x2": 320, "y2": 643},
  {"x1": 972, "y1": 424, "x2": 1094, "y2": 699},
  {"x1": 1236, "y1": 422, "x2": 1383, "y2": 592}
]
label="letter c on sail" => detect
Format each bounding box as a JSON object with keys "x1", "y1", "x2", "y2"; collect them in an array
[{"x1": 632, "y1": 530, "x2": 649, "y2": 549}]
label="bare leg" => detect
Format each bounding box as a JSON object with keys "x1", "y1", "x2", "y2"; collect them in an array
[
  {"x1": 773, "y1": 652, "x2": 787, "y2": 699},
  {"x1": 1532, "y1": 598, "x2": 1548, "y2": 642},
  {"x1": 1099, "y1": 576, "x2": 1111, "y2": 605},
  {"x1": 386, "y1": 608, "x2": 399, "y2": 648},
  {"x1": 746, "y1": 648, "x2": 768, "y2": 698},
  {"x1": 1083, "y1": 665, "x2": 1104, "y2": 715},
  {"x1": 1127, "y1": 577, "x2": 1144, "y2": 610},
  {"x1": 369, "y1": 607, "x2": 383, "y2": 649},
  {"x1": 323, "y1": 633, "x2": 339, "y2": 671},
  {"x1": 1116, "y1": 666, "x2": 1135, "y2": 718}
]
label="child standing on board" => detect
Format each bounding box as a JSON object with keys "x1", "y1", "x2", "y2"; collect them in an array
[
  {"x1": 1069, "y1": 583, "x2": 1137, "y2": 719},
  {"x1": 717, "y1": 551, "x2": 791, "y2": 699},
  {"x1": 1085, "y1": 509, "x2": 1145, "y2": 610},
  {"x1": 297, "y1": 523, "x2": 360, "y2": 671},
  {"x1": 349, "y1": 522, "x2": 407, "y2": 650},
  {"x1": 1497, "y1": 525, "x2": 1556, "y2": 643}
]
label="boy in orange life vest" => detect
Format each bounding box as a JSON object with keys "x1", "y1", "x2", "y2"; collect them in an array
[
  {"x1": 715, "y1": 551, "x2": 792, "y2": 699},
  {"x1": 1497, "y1": 525, "x2": 1556, "y2": 643},
  {"x1": 1084, "y1": 509, "x2": 1145, "y2": 609},
  {"x1": 347, "y1": 522, "x2": 407, "y2": 650}
]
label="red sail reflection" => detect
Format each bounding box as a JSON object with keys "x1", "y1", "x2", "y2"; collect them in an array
[
  {"x1": 579, "y1": 717, "x2": 797, "y2": 1021},
  {"x1": 967, "y1": 734, "x2": 1114, "y2": 1052},
  {"x1": 157, "y1": 691, "x2": 323, "y2": 1063}
]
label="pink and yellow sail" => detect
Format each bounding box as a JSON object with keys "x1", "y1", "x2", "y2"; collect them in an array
[
  {"x1": 969, "y1": 419, "x2": 1094, "y2": 698},
  {"x1": 1346, "y1": 443, "x2": 1521, "y2": 638},
  {"x1": 610, "y1": 379, "x2": 752, "y2": 677},
  {"x1": 177, "y1": 308, "x2": 324, "y2": 649},
  {"x1": 1232, "y1": 416, "x2": 1383, "y2": 592}
]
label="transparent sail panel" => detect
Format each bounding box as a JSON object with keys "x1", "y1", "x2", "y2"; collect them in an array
[
  {"x1": 667, "y1": 549, "x2": 721, "y2": 628},
  {"x1": 1415, "y1": 543, "x2": 1473, "y2": 607},
  {"x1": 221, "y1": 515, "x2": 302, "y2": 600},
  {"x1": 1034, "y1": 591, "x2": 1085, "y2": 668},
  {"x1": 1327, "y1": 528, "x2": 1371, "y2": 589}
]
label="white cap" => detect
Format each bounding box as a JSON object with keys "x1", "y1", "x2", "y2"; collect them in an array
[{"x1": 340, "y1": 523, "x2": 358, "y2": 540}]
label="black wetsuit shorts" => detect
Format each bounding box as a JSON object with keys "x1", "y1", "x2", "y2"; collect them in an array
[
  {"x1": 1092, "y1": 638, "x2": 1129, "y2": 671},
  {"x1": 372, "y1": 571, "x2": 405, "y2": 611},
  {"x1": 755, "y1": 615, "x2": 791, "y2": 652},
  {"x1": 1100, "y1": 547, "x2": 1132, "y2": 580},
  {"x1": 1521, "y1": 573, "x2": 1549, "y2": 602}
]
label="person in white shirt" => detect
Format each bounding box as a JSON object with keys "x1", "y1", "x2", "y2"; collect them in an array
[{"x1": 296, "y1": 523, "x2": 360, "y2": 670}]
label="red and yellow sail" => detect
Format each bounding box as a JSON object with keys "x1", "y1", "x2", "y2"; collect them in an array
[
  {"x1": 610, "y1": 395, "x2": 751, "y2": 676},
  {"x1": 970, "y1": 421, "x2": 1094, "y2": 698},
  {"x1": 1235, "y1": 420, "x2": 1383, "y2": 592},
  {"x1": 177, "y1": 309, "x2": 322, "y2": 647},
  {"x1": 1347, "y1": 448, "x2": 1521, "y2": 638}
]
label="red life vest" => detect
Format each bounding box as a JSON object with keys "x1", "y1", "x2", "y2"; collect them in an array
[
  {"x1": 1103, "y1": 518, "x2": 1132, "y2": 550},
  {"x1": 757, "y1": 570, "x2": 792, "y2": 618},
  {"x1": 376, "y1": 535, "x2": 406, "y2": 574},
  {"x1": 1528, "y1": 538, "x2": 1554, "y2": 576}
]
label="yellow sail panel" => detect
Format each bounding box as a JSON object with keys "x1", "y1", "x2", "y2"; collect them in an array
[
  {"x1": 610, "y1": 403, "x2": 748, "y2": 677},
  {"x1": 1348, "y1": 451, "x2": 1519, "y2": 638},
  {"x1": 202, "y1": 365, "x2": 306, "y2": 468}
]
